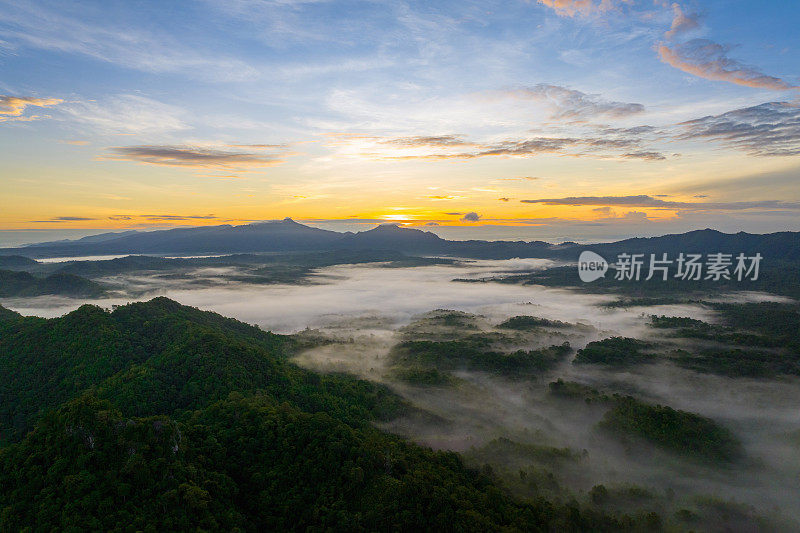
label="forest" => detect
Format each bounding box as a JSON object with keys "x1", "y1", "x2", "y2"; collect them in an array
[
  {"x1": 0, "y1": 298, "x2": 653, "y2": 531},
  {"x1": 0, "y1": 246, "x2": 798, "y2": 531}
]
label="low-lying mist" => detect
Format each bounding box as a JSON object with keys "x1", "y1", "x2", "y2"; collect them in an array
[
  {"x1": 3, "y1": 257, "x2": 798, "y2": 528},
  {"x1": 2, "y1": 258, "x2": 717, "y2": 334}
]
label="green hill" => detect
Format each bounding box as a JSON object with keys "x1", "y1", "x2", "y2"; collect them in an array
[
  {"x1": 0, "y1": 298, "x2": 639, "y2": 531},
  {"x1": 0, "y1": 269, "x2": 104, "y2": 297}
]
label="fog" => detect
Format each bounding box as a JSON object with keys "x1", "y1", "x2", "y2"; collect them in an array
[
  {"x1": 3, "y1": 258, "x2": 718, "y2": 335},
  {"x1": 3, "y1": 258, "x2": 799, "y2": 528}
]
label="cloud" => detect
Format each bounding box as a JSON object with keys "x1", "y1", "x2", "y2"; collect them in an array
[
  {"x1": 620, "y1": 151, "x2": 667, "y2": 161},
  {"x1": 469, "y1": 137, "x2": 577, "y2": 156},
  {"x1": 664, "y1": 3, "x2": 700, "y2": 40},
  {"x1": 380, "y1": 135, "x2": 664, "y2": 162},
  {"x1": 460, "y1": 212, "x2": 481, "y2": 222},
  {"x1": 536, "y1": 0, "x2": 795, "y2": 93},
  {"x1": 336, "y1": 124, "x2": 663, "y2": 162},
  {"x1": 381, "y1": 135, "x2": 473, "y2": 147},
  {"x1": 0, "y1": 2, "x2": 257, "y2": 81},
  {"x1": 670, "y1": 164, "x2": 800, "y2": 200},
  {"x1": 498, "y1": 197, "x2": 511, "y2": 202},
  {"x1": 678, "y1": 101, "x2": 800, "y2": 156},
  {"x1": 589, "y1": 208, "x2": 649, "y2": 222},
  {"x1": 140, "y1": 214, "x2": 218, "y2": 221},
  {"x1": 62, "y1": 94, "x2": 189, "y2": 135},
  {"x1": 0, "y1": 95, "x2": 62, "y2": 122},
  {"x1": 520, "y1": 195, "x2": 800, "y2": 211},
  {"x1": 619, "y1": 210, "x2": 649, "y2": 221},
  {"x1": 584, "y1": 138, "x2": 639, "y2": 149},
  {"x1": 536, "y1": 0, "x2": 624, "y2": 17},
  {"x1": 599, "y1": 125, "x2": 658, "y2": 136},
  {"x1": 226, "y1": 143, "x2": 287, "y2": 149},
  {"x1": 424, "y1": 221, "x2": 440, "y2": 226},
  {"x1": 106, "y1": 145, "x2": 285, "y2": 170},
  {"x1": 31, "y1": 214, "x2": 222, "y2": 223},
  {"x1": 376, "y1": 137, "x2": 574, "y2": 160},
  {"x1": 30, "y1": 216, "x2": 98, "y2": 222},
  {"x1": 592, "y1": 205, "x2": 650, "y2": 223},
  {"x1": 657, "y1": 39, "x2": 797, "y2": 90},
  {"x1": 502, "y1": 84, "x2": 644, "y2": 120}
]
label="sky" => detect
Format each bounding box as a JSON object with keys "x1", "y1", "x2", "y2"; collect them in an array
[{"x1": 1, "y1": 0, "x2": 799, "y2": 244}]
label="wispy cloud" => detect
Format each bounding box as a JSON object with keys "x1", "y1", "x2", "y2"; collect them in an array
[
  {"x1": 536, "y1": 0, "x2": 625, "y2": 18},
  {"x1": 664, "y1": 3, "x2": 700, "y2": 40},
  {"x1": 370, "y1": 134, "x2": 663, "y2": 161},
  {"x1": 654, "y1": 2, "x2": 799, "y2": 91},
  {"x1": 139, "y1": 214, "x2": 219, "y2": 221},
  {"x1": 106, "y1": 214, "x2": 222, "y2": 222},
  {"x1": 322, "y1": 91, "x2": 798, "y2": 164},
  {"x1": 500, "y1": 84, "x2": 644, "y2": 120},
  {"x1": 538, "y1": 0, "x2": 796, "y2": 92},
  {"x1": 381, "y1": 135, "x2": 474, "y2": 147},
  {"x1": 658, "y1": 40, "x2": 797, "y2": 90},
  {"x1": 496, "y1": 176, "x2": 541, "y2": 181},
  {"x1": 620, "y1": 151, "x2": 666, "y2": 161},
  {"x1": 30, "y1": 216, "x2": 98, "y2": 223},
  {"x1": 520, "y1": 195, "x2": 800, "y2": 211},
  {"x1": 0, "y1": 95, "x2": 62, "y2": 122},
  {"x1": 225, "y1": 143, "x2": 288, "y2": 149},
  {"x1": 678, "y1": 101, "x2": 800, "y2": 156},
  {"x1": 106, "y1": 145, "x2": 285, "y2": 170},
  {"x1": 61, "y1": 94, "x2": 189, "y2": 135},
  {"x1": 0, "y1": 2, "x2": 258, "y2": 81}
]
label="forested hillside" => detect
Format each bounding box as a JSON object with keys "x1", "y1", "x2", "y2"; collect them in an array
[
  {"x1": 0, "y1": 298, "x2": 645, "y2": 531},
  {"x1": 0, "y1": 269, "x2": 104, "y2": 297}
]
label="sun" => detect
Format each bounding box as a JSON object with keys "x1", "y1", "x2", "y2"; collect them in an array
[{"x1": 380, "y1": 214, "x2": 415, "y2": 221}]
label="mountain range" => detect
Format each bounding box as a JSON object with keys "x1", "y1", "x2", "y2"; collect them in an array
[{"x1": 2, "y1": 218, "x2": 799, "y2": 261}]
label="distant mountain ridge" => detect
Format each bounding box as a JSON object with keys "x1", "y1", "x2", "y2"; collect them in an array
[
  {"x1": 568, "y1": 229, "x2": 800, "y2": 262},
  {"x1": 2, "y1": 220, "x2": 799, "y2": 261}
]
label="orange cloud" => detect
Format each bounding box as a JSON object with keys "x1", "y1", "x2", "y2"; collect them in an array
[
  {"x1": 664, "y1": 3, "x2": 700, "y2": 40},
  {"x1": 537, "y1": 0, "x2": 624, "y2": 17},
  {"x1": 0, "y1": 95, "x2": 62, "y2": 122},
  {"x1": 658, "y1": 41, "x2": 797, "y2": 90}
]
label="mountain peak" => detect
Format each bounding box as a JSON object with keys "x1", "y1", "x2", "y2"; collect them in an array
[
  {"x1": 371, "y1": 223, "x2": 405, "y2": 231},
  {"x1": 359, "y1": 224, "x2": 441, "y2": 239}
]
